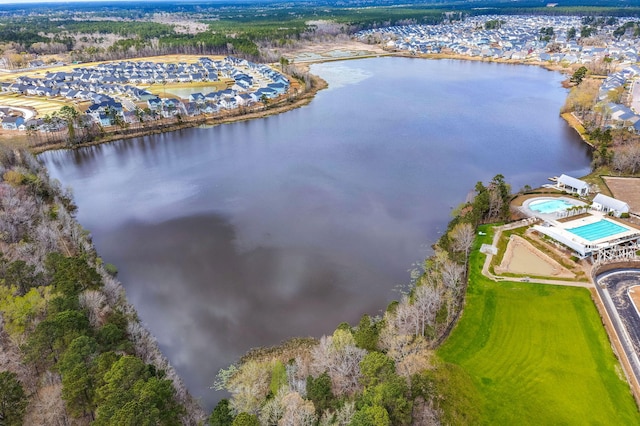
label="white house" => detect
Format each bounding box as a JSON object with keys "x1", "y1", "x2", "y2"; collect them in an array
[
  {"x1": 592, "y1": 193, "x2": 630, "y2": 217},
  {"x1": 556, "y1": 174, "x2": 590, "y2": 196}
]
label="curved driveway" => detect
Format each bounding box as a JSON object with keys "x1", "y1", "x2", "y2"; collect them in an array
[
  {"x1": 0, "y1": 105, "x2": 35, "y2": 120},
  {"x1": 596, "y1": 270, "x2": 640, "y2": 390}
]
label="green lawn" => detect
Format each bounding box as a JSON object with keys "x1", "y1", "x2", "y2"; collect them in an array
[{"x1": 437, "y1": 226, "x2": 640, "y2": 425}]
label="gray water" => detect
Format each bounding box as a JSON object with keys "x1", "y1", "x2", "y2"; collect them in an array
[{"x1": 40, "y1": 57, "x2": 591, "y2": 411}]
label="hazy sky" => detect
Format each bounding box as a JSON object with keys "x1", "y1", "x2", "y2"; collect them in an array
[
  {"x1": 0, "y1": 0, "x2": 129, "y2": 3},
  {"x1": 0, "y1": 0, "x2": 166, "y2": 3}
]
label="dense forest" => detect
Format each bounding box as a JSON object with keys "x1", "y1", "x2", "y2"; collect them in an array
[{"x1": 0, "y1": 2, "x2": 447, "y2": 64}]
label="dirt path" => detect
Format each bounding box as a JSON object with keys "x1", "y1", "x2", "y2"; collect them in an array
[{"x1": 603, "y1": 176, "x2": 640, "y2": 215}]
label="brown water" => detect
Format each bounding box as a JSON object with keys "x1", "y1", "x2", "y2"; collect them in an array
[{"x1": 40, "y1": 57, "x2": 591, "y2": 410}]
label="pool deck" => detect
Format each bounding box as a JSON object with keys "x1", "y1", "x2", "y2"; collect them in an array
[
  {"x1": 520, "y1": 196, "x2": 588, "y2": 223},
  {"x1": 521, "y1": 196, "x2": 640, "y2": 258}
]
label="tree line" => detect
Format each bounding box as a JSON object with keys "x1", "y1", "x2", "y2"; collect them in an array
[{"x1": 0, "y1": 5, "x2": 449, "y2": 65}]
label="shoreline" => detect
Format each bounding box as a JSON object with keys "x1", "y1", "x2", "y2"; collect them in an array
[
  {"x1": 29, "y1": 72, "x2": 329, "y2": 154},
  {"x1": 0, "y1": 47, "x2": 593, "y2": 154},
  {"x1": 560, "y1": 111, "x2": 595, "y2": 149}
]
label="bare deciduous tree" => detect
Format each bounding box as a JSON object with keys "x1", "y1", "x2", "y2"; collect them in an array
[
  {"x1": 259, "y1": 387, "x2": 287, "y2": 425},
  {"x1": 319, "y1": 400, "x2": 356, "y2": 426},
  {"x1": 279, "y1": 391, "x2": 316, "y2": 426},
  {"x1": 612, "y1": 143, "x2": 640, "y2": 174},
  {"x1": 22, "y1": 381, "x2": 70, "y2": 426},
  {"x1": 413, "y1": 285, "x2": 443, "y2": 337},
  {"x1": 311, "y1": 332, "x2": 366, "y2": 397},
  {"x1": 286, "y1": 359, "x2": 308, "y2": 396},
  {"x1": 79, "y1": 290, "x2": 109, "y2": 328},
  {"x1": 441, "y1": 260, "x2": 464, "y2": 298},
  {"x1": 226, "y1": 360, "x2": 271, "y2": 415},
  {"x1": 450, "y1": 222, "x2": 474, "y2": 269}
]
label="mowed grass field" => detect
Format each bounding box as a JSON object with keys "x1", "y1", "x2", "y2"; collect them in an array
[{"x1": 438, "y1": 226, "x2": 640, "y2": 425}]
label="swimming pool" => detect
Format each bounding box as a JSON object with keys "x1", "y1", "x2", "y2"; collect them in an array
[
  {"x1": 529, "y1": 199, "x2": 574, "y2": 214},
  {"x1": 567, "y1": 219, "x2": 629, "y2": 242}
]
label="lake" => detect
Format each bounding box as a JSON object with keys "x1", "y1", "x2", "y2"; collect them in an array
[{"x1": 40, "y1": 57, "x2": 591, "y2": 411}]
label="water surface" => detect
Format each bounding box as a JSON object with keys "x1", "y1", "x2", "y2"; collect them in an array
[{"x1": 40, "y1": 57, "x2": 591, "y2": 410}]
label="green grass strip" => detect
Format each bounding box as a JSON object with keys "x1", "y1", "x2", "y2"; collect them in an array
[{"x1": 437, "y1": 225, "x2": 640, "y2": 425}]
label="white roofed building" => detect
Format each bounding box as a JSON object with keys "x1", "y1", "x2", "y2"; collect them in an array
[
  {"x1": 556, "y1": 174, "x2": 590, "y2": 196},
  {"x1": 592, "y1": 193, "x2": 630, "y2": 217}
]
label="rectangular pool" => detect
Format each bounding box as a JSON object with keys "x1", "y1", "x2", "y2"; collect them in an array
[{"x1": 567, "y1": 219, "x2": 629, "y2": 242}]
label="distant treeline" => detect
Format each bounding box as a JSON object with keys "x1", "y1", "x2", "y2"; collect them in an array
[
  {"x1": 0, "y1": 1, "x2": 638, "y2": 63},
  {"x1": 0, "y1": 5, "x2": 448, "y2": 61}
]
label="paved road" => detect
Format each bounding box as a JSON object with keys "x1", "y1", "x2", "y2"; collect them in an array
[
  {"x1": 597, "y1": 270, "x2": 640, "y2": 389},
  {"x1": 118, "y1": 98, "x2": 136, "y2": 111}
]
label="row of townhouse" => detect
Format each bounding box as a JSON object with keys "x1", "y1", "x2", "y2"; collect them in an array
[
  {"x1": 144, "y1": 81, "x2": 290, "y2": 116},
  {"x1": 1, "y1": 75, "x2": 154, "y2": 104},
  {"x1": 1, "y1": 56, "x2": 291, "y2": 130},
  {"x1": 356, "y1": 15, "x2": 640, "y2": 65},
  {"x1": 1, "y1": 115, "x2": 68, "y2": 132}
]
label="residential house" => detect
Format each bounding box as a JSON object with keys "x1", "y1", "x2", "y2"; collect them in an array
[{"x1": 1, "y1": 116, "x2": 25, "y2": 130}]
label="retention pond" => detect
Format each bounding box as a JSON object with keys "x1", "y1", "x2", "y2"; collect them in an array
[{"x1": 40, "y1": 57, "x2": 591, "y2": 410}]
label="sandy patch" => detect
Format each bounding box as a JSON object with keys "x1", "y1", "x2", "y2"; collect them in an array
[
  {"x1": 603, "y1": 176, "x2": 640, "y2": 214},
  {"x1": 150, "y1": 14, "x2": 209, "y2": 35},
  {"x1": 496, "y1": 235, "x2": 575, "y2": 278},
  {"x1": 284, "y1": 39, "x2": 388, "y2": 63}
]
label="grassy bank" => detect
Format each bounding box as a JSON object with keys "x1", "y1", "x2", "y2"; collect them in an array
[
  {"x1": 437, "y1": 226, "x2": 639, "y2": 424},
  {"x1": 561, "y1": 111, "x2": 595, "y2": 148}
]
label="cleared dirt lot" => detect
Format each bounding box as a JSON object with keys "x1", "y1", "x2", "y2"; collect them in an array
[
  {"x1": 495, "y1": 234, "x2": 575, "y2": 278},
  {"x1": 603, "y1": 176, "x2": 640, "y2": 214}
]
